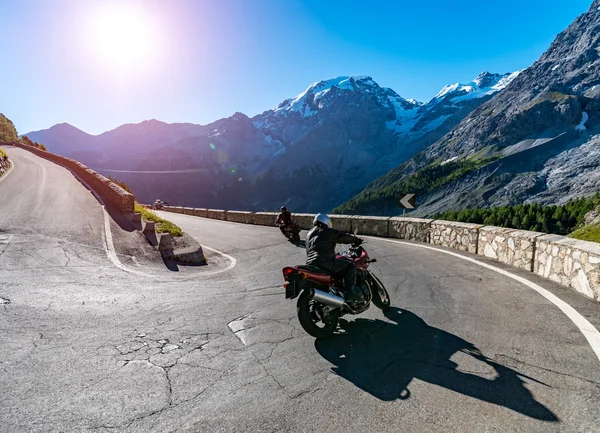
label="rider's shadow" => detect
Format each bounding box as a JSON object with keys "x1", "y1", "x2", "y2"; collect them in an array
[{"x1": 314, "y1": 307, "x2": 558, "y2": 422}]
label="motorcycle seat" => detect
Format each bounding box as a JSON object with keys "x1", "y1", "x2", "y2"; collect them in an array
[{"x1": 296, "y1": 264, "x2": 328, "y2": 274}]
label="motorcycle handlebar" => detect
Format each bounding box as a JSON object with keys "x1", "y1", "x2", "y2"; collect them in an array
[{"x1": 351, "y1": 238, "x2": 364, "y2": 247}]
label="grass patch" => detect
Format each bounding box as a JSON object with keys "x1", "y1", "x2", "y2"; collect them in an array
[
  {"x1": 135, "y1": 203, "x2": 183, "y2": 237},
  {"x1": 522, "y1": 91, "x2": 575, "y2": 111},
  {"x1": 0, "y1": 147, "x2": 6, "y2": 158},
  {"x1": 570, "y1": 223, "x2": 600, "y2": 243}
]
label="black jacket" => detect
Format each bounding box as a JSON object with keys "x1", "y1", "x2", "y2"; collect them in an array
[
  {"x1": 276, "y1": 210, "x2": 293, "y2": 226},
  {"x1": 305, "y1": 226, "x2": 358, "y2": 264}
]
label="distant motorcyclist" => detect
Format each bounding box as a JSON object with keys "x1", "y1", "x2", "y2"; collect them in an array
[
  {"x1": 276, "y1": 206, "x2": 293, "y2": 235},
  {"x1": 305, "y1": 213, "x2": 365, "y2": 306}
]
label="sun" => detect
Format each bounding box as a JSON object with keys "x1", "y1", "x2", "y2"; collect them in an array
[{"x1": 86, "y1": 2, "x2": 156, "y2": 74}]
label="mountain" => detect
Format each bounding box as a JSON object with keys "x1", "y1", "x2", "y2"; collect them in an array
[
  {"x1": 0, "y1": 113, "x2": 18, "y2": 142},
  {"x1": 335, "y1": 0, "x2": 600, "y2": 217},
  {"x1": 23, "y1": 74, "x2": 512, "y2": 211}
]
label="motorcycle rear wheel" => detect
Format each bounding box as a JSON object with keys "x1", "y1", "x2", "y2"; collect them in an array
[{"x1": 297, "y1": 290, "x2": 339, "y2": 338}]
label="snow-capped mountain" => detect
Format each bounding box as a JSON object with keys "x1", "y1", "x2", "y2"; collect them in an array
[
  {"x1": 336, "y1": 1, "x2": 600, "y2": 217},
  {"x1": 431, "y1": 71, "x2": 522, "y2": 106},
  {"x1": 24, "y1": 73, "x2": 511, "y2": 212}
]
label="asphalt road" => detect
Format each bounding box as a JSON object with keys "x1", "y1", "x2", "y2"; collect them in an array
[{"x1": 1, "y1": 146, "x2": 600, "y2": 432}]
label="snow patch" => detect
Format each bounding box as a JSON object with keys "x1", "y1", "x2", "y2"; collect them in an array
[
  {"x1": 441, "y1": 156, "x2": 459, "y2": 165},
  {"x1": 421, "y1": 114, "x2": 453, "y2": 132},
  {"x1": 552, "y1": 64, "x2": 561, "y2": 71},
  {"x1": 433, "y1": 70, "x2": 523, "y2": 105},
  {"x1": 575, "y1": 112, "x2": 589, "y2": 131},
  {"x1": 274, "y1": 76, "x2": 367, "y2": 117}
]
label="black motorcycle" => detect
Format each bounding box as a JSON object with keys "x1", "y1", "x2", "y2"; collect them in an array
[{"x1": 280, "y1": 222, "x2": 301, "y2": 243}]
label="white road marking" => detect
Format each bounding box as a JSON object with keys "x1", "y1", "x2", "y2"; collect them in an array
[
  {"x1": 196, "y1": 245, "x2": 237, "y2": 276},
  {"x1": 367, "y1": 236, "x2": 600, "y2": 363}
]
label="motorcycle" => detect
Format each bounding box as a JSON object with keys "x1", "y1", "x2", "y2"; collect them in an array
[
  {"x1": 282, "y1": 240, "x2": 390, "y2": 338},
  {"x1": 280, "y1": 222, "x2": 301, "y2": 243}
]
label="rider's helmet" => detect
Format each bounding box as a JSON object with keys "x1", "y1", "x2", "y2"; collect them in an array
[
  {"x1": 281, "y1": 206, "x2": 287, "y2": 212},
  {"x1": 313, "y1": 213, "x2": 332, "y2": 228}
]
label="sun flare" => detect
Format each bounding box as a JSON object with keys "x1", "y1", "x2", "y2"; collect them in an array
[{"x1": 86, "y1": 2, "x2": 156, "y2": 74}]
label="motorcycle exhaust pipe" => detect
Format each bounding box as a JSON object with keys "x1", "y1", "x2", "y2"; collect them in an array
[{"x1": 310, "y1": 289, "x2": 346, "y2": 308}]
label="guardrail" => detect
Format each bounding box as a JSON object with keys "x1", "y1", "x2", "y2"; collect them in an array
[
  {"x1": 10, "y1": 143, "x2": 135, "y2": 214},
  {"x1": 162, "y1": 206, "x2": 600, "y2": 303}
]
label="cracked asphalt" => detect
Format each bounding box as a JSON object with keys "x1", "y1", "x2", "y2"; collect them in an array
[{"x1": 1, "y1": 146, "x2": 600, "y2": 432}]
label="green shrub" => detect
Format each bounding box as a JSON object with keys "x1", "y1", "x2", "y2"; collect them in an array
[
  {"x1": 436, "y1": 192, "x2": 600, "y2": 236},
  {"x1": 570, "y1": 223, "x2": 600, "y2": 243},
  {"x1": 135, "y1": 203, "x2": 183, "y2": 237}
]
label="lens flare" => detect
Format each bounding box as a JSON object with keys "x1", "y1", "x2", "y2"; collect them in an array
[{"x1": 209, "y1": 143, "x2": 216, "y2": 150}]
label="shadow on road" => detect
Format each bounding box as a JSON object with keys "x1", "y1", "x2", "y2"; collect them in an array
[
  {"x1": 293, "y1": 240, "x2": 306, "y2": 248},
  {"x1": 314, "y1": 307, "x2": 558, "y2": 422}
]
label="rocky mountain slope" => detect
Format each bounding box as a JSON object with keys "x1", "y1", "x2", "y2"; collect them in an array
[
  {"x1": 24, "y1": 73, "x2": 512, "y2": 211},
  {"x1": 335, "y1": 0, "x2": 600, "y2": 217}
]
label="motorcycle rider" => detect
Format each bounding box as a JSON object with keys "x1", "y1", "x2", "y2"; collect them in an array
[
  {"x1": 276, "y1": 206, "x2": 294, "y2": 235},
  {"x1": 305, "y1": 213, "x2": 365, "y2": 306}
]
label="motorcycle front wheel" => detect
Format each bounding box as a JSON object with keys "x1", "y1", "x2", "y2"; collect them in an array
[
  {"x1": 297, "y1": 290, "x2": 339, "y2": 338},
  {"x1": 368, "y1": 273, "x2": 391, "y2": 312}
]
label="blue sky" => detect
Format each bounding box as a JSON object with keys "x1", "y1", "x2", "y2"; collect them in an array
[{"x1": 0, "y1": 0, "x2": 593, "y2": 135}]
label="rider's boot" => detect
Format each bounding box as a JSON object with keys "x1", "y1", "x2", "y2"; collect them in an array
[{"x1": 345, "y1": 285, "x2": 366, "y2": 307}]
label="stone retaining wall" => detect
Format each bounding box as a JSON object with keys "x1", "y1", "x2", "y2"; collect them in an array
[
  {"x1": 430, "y1": 221, "x2": 482, "y2": 254},
  {"x1": 351, "y1": 216, "x2": 390, "y2": 237},
  {"x1": 478, "y1": 227, "x2": 544, "y2": 271},
  {"x1": 330, "y1": 215, "x2": 353, "y2": 233},
  {"x1": 227, "y1": 211, "x2": 254, "y2": 224},
  {"x1": 292, "y1": 213, "x2": 317, "y2": 230},
  {"x1": 11, "y1": 143, "x2": 135, "y2": 213},
  {"x1": 159, "y1": 206, "x2": 600, "y2": 303},
  {"x1": 534, "y1": 235, "x2": 600, "y2": 301},
  {"x1": 206, "y1": 209, "x2": 226, "y2": 220},
  {"x1": 164, "y1": 206, "x2": 184, "y2": 214},
  {"x1": 389, "y1": 217, "x2": 432, "y2": 242},
  {"x1": 253, "y1": 212, "x2": 278, "y2": 226}
]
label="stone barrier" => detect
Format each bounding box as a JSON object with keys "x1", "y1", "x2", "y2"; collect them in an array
[
  {"x1": 330, "y1": 215, "x2": 353, "y2": 233},
  {"x1": 478, "y1": 227, "x2": 544, "y2": 271},
  {"x1": 430, "y1": 220, "x2": 482, "y2": 254},
  {"x1": 12, "y1": 143, "x2": 134, "y2": 213},
  {"x1": 206, "y1": 209, "x2": 226, "y2": 220},
  {"x1": 292, "y1": 213, "x2": 317, "y2": 230},
  {"x1": 389, "y1": 217, "x2": 432, "y2": 242},
  {"x1": 226, "y1": 211, "x2": 255, "y2": 224},
  {"x1": 534, "y1": 235, "x2": 600, "y2": 301},
  {"x1": 158, "y1": 206, "x2": 600, "y2": 303},
  {"x1": 351, "y1": 216, "x2": 390, "y2": 237},
  {"x1": 192, "y1": 208, "x2": 208, "y2": 218},
  {"x1": 253, "y1": 212, "x2": 278, "y2": 226}
]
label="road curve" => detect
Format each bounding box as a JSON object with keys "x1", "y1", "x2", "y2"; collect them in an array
[{"x1": 0, "y1": 149, "x2": 599, "y2": 432}]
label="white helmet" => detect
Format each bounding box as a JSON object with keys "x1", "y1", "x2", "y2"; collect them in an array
[{"x1": 313, "y1": 213, "x2": 332, "y2": 228}]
